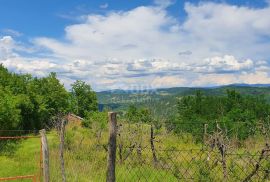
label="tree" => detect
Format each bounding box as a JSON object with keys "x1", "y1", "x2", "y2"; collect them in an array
[
  {"x1": 0, "y1": 65, "x2": 71, "y2": 130},
  {"x1": 0, "y1": 87, "x2": 21, "y2": 130},
  {"x1": 82, "y1": 111, "x2": 107, "y2": 129},
  {"x1": 34, "y1": 72, "x2": 70, "y2": 128},
  {"x1": 71, "y1": 80, "x2": 98, "y2": 118},
  {"x1": 172, "y1": 89, "x2": 270, "y2": 140},
  {"x1": 126, "y1": 105, "x2": 139, "y2": 123}
]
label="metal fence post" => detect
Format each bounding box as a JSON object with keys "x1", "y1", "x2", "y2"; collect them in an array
[
  {"x1": 39, "y1": 129, "x2": 50, "y2": 182},
  {"x1": 106, "y1": 112, "x2": 117, "y2": 182}
]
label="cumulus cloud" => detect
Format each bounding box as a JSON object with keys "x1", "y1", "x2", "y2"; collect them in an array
[
  {"x1": 34, "y1": 6, "x2": 182, "y2": 61},
  {"x1": 193, "y1": 55, "x2": 254, "y2": 74},
  {"x1": 2, "y1": 58, "x2": 58, "y2": 77},
  {"x1": 183, "y1": 2, "x2": 270, "y2": 60},
  {"x1": 1, "y1": 1, "x2": 270, "y2": 90},
  {"x1": 0, "y1": 36, "x2": 15, "y2": 59},
  {"x1": 34, "y1": 2, "x2": 270, "y2": 62}
]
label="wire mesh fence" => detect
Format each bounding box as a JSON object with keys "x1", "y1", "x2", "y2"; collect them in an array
[
  {"x1": 47, "y1": 125, "x2": 109, "y2": 181},
  {"x1": 114, "y1": 146, "x2": 270, "y2": 181},
  {"x1": 2, "y1": 117, "x2": 269, "y2": 181},
  {"x1": 0, "y1": 130, "x2": 41, "y2": 181},
  {"x1": 45, "y1": 118, "x2": 270, "y2": 181},
  {"x1": 113, "y1": 121, "x2": 270, "y2": 181}
]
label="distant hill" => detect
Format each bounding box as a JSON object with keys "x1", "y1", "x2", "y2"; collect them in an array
[
  {"x1": 226, "y1": 83, "x2": 270, "y2": 87},
  {"x1": 97, "y1": 84, "x2": 270, "y2": 115}
]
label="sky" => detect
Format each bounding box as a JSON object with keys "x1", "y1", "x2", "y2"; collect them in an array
[{"x1": 1, "y1": 0, "x2": 270, "y2": 91}]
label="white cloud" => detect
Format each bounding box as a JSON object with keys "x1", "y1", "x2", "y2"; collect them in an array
[
  {"x1": 2, "y1": 58, "x2": 57, "y2": 77},
  {"x1": 154, "y1": 0, "x2": 175, "y2": 8},
  {"x1": 191, "y1": 70, "x2": 270, "y2": 87},
  {"x1": 0, "y1": 36, "x2": 16, "y2": 59},
  {"x1": 34, "y1": 6, "x2": 181, "y2": 61},
  {"x1": 238, "y1": 71, "x2": 270, "y2": 84},
  {"x1": 2, "y1": 2, "x2": 270, "y2": 90},
  {"x1": 193, "y1": 55, "x2": 254, "y2": 73},
  {"x1": 1, "y1": 29, "x2": 23, "y2": 37},
  {"x1": 34, "y1": 2, "x2": 270, "y2": 62},
  {"x1": 151, "y1": 75, "x2": 186, "y2": 88},
  {"x1": 192, "y1": 74, "x2": 237, "y2": 86},
  {"x1": 182, "y1": 2, "x2": 270, "y2": 60}
]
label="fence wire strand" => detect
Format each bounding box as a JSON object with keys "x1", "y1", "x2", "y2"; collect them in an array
[{"x1": 0, "y1": 131, "x2": 41, "y2": 181}]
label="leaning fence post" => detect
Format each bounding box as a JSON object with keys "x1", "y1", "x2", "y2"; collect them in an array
[
  {"x1": 40, "y1": 129, "x2": 50, "y2": 182},
  {"x1": 106, "y1": 112, "x2": 117, "y2": 182}
]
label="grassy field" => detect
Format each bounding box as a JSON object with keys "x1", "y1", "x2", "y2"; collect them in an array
[
  {"x1": 0, "y1": 137, "x2": 41, "y2": 180},
  {"x1": 0, "y1": 123, "x2": 269, "y2": 182}
]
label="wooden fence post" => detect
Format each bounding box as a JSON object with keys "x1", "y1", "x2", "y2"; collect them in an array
[
  {"x1": 59, "y1": 119, "x2": 66, "y2": 182},
  {"x1": 204, "y1": 123, "x2": 208, "y2": 143},
  {"x1": 40, "y1": 129, "x2": 50, "y2": 182},
  {"x1": 106, "y1": 112, "x2": 117, "y2": 182},
  {"x1": 150, "y1": 124, "x2": 158, "y2": 166}
]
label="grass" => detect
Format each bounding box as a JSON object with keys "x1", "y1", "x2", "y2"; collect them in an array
[
  {"x1": 0, "y1": 137, "x2": 41, "y2": 181},
  {"x1": 0, "y1": 123, "x2": 269, "y2": 181}
]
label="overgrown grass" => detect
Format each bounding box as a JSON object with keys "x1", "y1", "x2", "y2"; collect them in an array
[
  {"x1": 0, "y1": 123, "x2": 269, "y2": 181},
  {"x1": 0, "y1": 137, "x2": 41, "y2": 180}
]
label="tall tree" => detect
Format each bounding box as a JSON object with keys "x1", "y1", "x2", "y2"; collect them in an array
[{"x1": 71, "y1": 80, "x2": 98, "y2": 118}]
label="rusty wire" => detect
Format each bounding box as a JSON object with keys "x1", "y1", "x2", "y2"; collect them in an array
[{"x1": 0, "y1": 131, "x2": 42, "y2": 182}]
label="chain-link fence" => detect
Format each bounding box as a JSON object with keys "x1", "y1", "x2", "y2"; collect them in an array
[
  {"x1": 4, "y1": 115, "x2": 269, "y2": 181},
  {"x1": 45, "y1": 116, "x2": 270, "y2": 181},
  {"x1": 113, "y1": 120, "x2": 270, "y2": 181},
  {"x1": 47, "y1": 124, "x2": 109, "y2": 181},
  {"x1": 115, "y1": 146, "x2": 270, "y2": 181}
]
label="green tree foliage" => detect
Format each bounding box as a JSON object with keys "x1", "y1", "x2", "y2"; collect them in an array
[
  {"x1": 0, "y1": 65, "x2": 96, "y2": 130},
  {"x1": 0, "y1": 87, "x2": 21, "y2": 130},
  {"x1": 125, "y1": 105, "x2": 162, "y2": 127},
  {"x1": 126, "y1": 105, "x2": 140, "y2": 123},
  {"x1": 82, "y1": 111, "x2": 107, "y2": 130},
  {"x1": 71, "y1": 80, "x2": 98, "y2": 118},
  {"x1": 172, "y1": 90, "x2": 270, "y2": 139},
  {"x1": 26, "y1": 72, "x2": 69, "y2": 128}
]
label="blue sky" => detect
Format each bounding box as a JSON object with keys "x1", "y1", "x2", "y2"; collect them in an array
[
  {"x1": 1, "y1": 0, "x2": 270, "y2": 90},
  {"x1": 0, "y1": 0, "x2": 267, "y2": 38}
]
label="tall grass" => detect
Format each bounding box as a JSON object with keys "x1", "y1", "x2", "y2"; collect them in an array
[
  {"x1": 0, "y1": 137, "x2": 41, "y2": 179},
  {"x1": 0, "y1": 123, "x2": 269, "y2": 181}
]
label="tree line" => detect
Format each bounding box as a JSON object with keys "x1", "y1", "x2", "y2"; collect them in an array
[
  {"x1": 1, "y1": 64, "x2": 270, "y2": 138},
  {"x1": 0, "y1": 65, "x2": 98, "y2": 130},
  {"x1": 123, "y1": 90, "x2": 270, "y2": 140}
]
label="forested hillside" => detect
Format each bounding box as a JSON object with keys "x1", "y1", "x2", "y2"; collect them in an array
[{"x1": 97, "y1": 84, "x2": 270, "y2": 117}]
